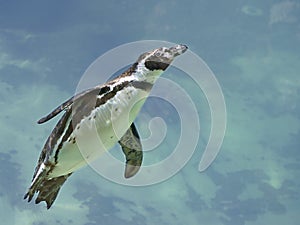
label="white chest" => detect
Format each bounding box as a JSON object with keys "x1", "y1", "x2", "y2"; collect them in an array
[{"x1": 49, "y1": 86, "x2": 148, "y2": 177}]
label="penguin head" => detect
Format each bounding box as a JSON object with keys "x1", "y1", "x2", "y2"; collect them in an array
[{"x1": 139, "y1": 44, "x2": 188, "y2": 71}]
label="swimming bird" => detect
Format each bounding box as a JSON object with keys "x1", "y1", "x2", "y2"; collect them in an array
[{"x1": 24, "y1": 44, "x2": 188, "y2": 209}]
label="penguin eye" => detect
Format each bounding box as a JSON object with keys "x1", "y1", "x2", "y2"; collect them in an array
[{"x1": 154, "y1": 52, "x2": 161, "y2": 57}]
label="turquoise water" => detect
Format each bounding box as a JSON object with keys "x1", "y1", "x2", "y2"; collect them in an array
[{"x1": 0, "y1": 1, "x2": 299, "y2": 224}]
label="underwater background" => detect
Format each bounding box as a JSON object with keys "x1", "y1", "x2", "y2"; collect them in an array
[{"x1": 0, "y1": 0, "x2": 299, "y2": 224}]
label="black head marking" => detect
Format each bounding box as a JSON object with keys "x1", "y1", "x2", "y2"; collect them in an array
[
  {"x1": 144, "y1": 60, "x2": 170, "y2": 71},
  {"x1": 142, "y1": 45, "x2": 188, "y2": 71}
]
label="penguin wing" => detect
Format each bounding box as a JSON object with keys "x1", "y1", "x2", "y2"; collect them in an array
[
  {"x1": 37, "y1": 95, "x2": 74, "y2": 124},
  {"x1": 119, "y1": 123, "x2": 143, "y2": 178},
  {"x1": 37, "y1": 85, "x2": 111, "y2": 124}
]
